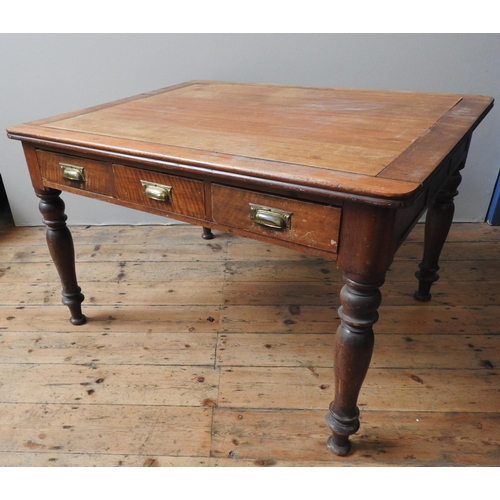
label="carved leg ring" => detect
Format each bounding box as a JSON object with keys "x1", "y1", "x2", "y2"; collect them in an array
[
  {"x1": 326, "y1": 276, "x2": 382, "y2": 456},
  {"x1": 414, "y1": 166, "x2": 463, "y2": 302},
  {"x1": 37, "y1": 189, "x2": 86, "y2": 325}
]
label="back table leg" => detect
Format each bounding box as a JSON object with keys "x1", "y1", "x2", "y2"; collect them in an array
[
  {"x1": 37, "y1": 188, "x2": 86, "y2": 325},
  {"x1": 414, "y1": 166, "x2": 464, "y2": 302}
]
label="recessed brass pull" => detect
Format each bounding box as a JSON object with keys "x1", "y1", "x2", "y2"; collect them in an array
[
  {"x1": 140, "y1": 180, "x2": 173, "y2": 202},
  {"x1": 60, "y1": 163, "x2": 85, "y2": 182},
  {"x1": 249, "y1": 203, "x2": 292, "y2": 230}
]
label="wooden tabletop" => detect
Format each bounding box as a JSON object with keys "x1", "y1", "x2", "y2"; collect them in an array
[{"x1": 7, "y1": 81, "x2": 494, "y2": 201}]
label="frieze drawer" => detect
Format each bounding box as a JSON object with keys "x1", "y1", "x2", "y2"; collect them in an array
[
  {"x1": 113, "y1": 164, "x2": 206, "y2": 219},
  {"x1": 36, "y1": 150, "x2": 114, "y2": 196},
  {"x1": 212, "y1": 184, "x2": 341, "y2": 253}
]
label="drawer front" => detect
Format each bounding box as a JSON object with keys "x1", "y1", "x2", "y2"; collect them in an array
[
  {"x1": 36, "y1": 150, "x2": 113, "y2": 195},
  {"x1": 113, "y1": 165, "x2": 205, "y2": 219},
  {"x1": 212, "y1": 185, "x2": 341, "y2": 253}
]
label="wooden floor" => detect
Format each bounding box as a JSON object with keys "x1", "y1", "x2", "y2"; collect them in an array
[{"x1": 0, "y1": 209, "x2": 499, "y2": 467}]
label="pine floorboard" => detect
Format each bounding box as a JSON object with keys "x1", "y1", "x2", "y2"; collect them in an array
[{"x1": 0, "y1": 210, "x2": 499, "y2": 467}]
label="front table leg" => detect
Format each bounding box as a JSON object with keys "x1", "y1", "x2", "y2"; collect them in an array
[
  {"x1": 37, "y1": 188, "x2": 86, "y2": 325},
  {"x1": 326, "y1": 274, "x2": 383, "y2": 456}
]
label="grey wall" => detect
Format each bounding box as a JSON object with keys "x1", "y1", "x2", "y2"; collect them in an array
[{"x1": 1, "y1": 34, "x2": 499, "y2": 226}]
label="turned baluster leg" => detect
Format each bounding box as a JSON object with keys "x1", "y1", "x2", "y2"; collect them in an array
[
  {"x1": 414, "y1": 166, "x2": 464, "y2": 302},
  {"x1": 201, "y1": 227, "x2": 214, "y2": 240},
  {"x1": 326, "y1": 274, "x2": 383, "y2": 456},
  {"x1": 37, "y1": 188, "x2": 86, "y2": 325}
]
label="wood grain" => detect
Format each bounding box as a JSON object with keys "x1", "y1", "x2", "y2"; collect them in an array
[
  {"x1": 0, "y1": 214, "x2": 499, "y2": 466},
  {"x1": 8, "y1": 81, "x2": 492, "y2": 200},
  {"x1": 3, "y1": 81, "x2": 495, "y2": 466},
  {"x1": 37, "y1": 83, "x2": 463, "y2": 176},
  {"x1": 211, "y1": 409, "x2": 499, "y2": 465}
]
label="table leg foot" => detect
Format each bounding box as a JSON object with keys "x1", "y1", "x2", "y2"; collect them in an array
[
  {"x1": 413, "y1": 264, "x2": 438, "y2": 302},
  {"x1": 326, "y1": 405, "x2": 359, "y2": 456},
  {"x1": 69, "y1": 314, "x2": 87, "y2": 326},
  {"x1": 63, "y1": 289, "x2": 87, "y2": 325},
  {"x1": 326, "y1": 434, "x2": 352, "y2": 457},
  {"x1": 202, "y1": 227, "x2": 214, "y2": 240}
]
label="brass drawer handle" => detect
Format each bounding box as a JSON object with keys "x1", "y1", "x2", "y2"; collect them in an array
[
  {"x1": 60, "y1": 163, "x2": 85, "y2": 182},
  {"x1": 140, "y1": 180, "x2": 173, "y2": 202},
  {"x1": 249, "y1": 203, "x2": 292, "y2": 230}
]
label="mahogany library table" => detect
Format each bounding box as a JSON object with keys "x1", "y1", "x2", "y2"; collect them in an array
[{"x1": 7, "y1": 81, "x2": 494, "y2": 456}]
